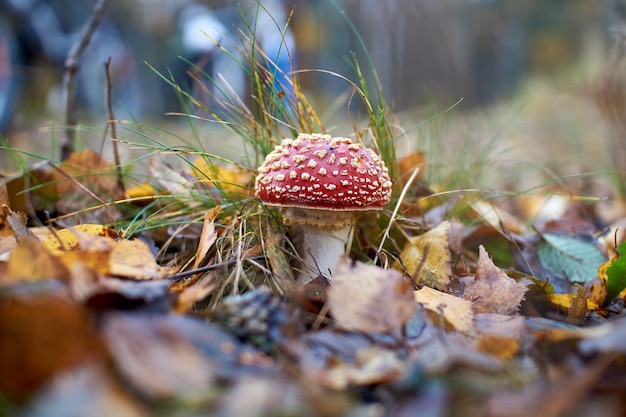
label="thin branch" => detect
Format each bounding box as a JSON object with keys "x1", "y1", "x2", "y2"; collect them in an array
[
  {"x1": 62, "y1": 0, "x2": 111, "y2": 160},
  {"x1": 104, "y1": 57, "x2": 125, "y2": 194}
]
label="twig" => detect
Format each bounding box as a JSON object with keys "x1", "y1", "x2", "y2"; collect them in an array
[
  {"x1": 167, "y1": 256, "x2": 266, "y2": 281},
  {"x1": 104, "y1": 57, "x2": 125, "y2": 194},
  {"x1": 62, "y1": 0, "x2": 111, "y2": 160}
]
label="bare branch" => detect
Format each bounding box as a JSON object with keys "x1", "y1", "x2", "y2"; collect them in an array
[{"x1": 62, "y1": 0, "x2": 111, "y2": 160}]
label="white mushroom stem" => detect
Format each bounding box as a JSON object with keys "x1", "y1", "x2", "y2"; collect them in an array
[{"x1": 285, "y1": 208, "x2": 353, "y2": 284}]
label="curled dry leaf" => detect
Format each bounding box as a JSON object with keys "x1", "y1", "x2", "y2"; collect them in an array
[
  {"x1": 194, "y1": 206, "x2": 220, "y2": 269},
  {"x1": 414, "y1": 285, "x2": 474, "y2": 334},
  {"x1": 463, "y1": 245, "x2": 530, "y2": 315},
  {"x1": 394, "y1": 221, "x2": 452, "y2": 291},
  {"x1": 328, "y1": 258, "x2": 416, "y2": 334}
]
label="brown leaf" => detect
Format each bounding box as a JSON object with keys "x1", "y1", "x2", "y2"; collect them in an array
[
  {"x1": 101, "y1": 313, "x2": 221, "y2": 398},
  {"x1": 0, "y1": 293, "x2": 106, "y2": 403},
  {"x1": 394, "y1": 221, "x2": 452, "y2": 291},
  {"x1": 194, "y1": 207, "x2": 220, "y2": 269},
  {"x1": 414, "y1": 285, "x2": 474, "y2": 334},
  {"x1": 328, "y1": 258, "x2": 416, "y2": 333},
  {"x1": 462, "y1": 245, "x2": 530, "y2": 315},
  {"x1": 474, "y1": 313, "x2": 526, "y2": 360},
  {"x1": 316, "y1": 347, "x2": 407, "y2": 390}
]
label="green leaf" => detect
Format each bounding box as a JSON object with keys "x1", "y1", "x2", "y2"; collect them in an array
[
  {"x1": 537, "y1": 233, "x2": 606, "y2": 284},
  {"x1": 606, "y1": 242, "x2": 626, "y2": 302}
]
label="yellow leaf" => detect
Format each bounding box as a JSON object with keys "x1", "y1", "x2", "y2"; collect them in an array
[
  {"x1": 109, "y1": 239, "x2": 163, "y2": 280},
  {"x1": 126, "y1": 183, "x2": 156, "y2": 200},
  {"x1": 541, "y1": 294, "x2": 599, "y2": 312},
  {"x1": 394, "y1": 221, "x2": 452, "y2": 291},
  {"x1": 414, "y1": 285, "x2": 474, "y2": 334},
  {"x1": 191, "y1": 157, "x2": 252, "y2": 195},
  {"x1": 42, "y1": 224, "x2": 118, "y2": 256},
  {"x1": 0, "y1": 236, "x2": 69, "y2": 284}
]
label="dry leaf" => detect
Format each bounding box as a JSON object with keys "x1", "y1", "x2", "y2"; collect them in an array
[
  {"x1": 317, "y1": 347, "x2": 406, "y2": 390},
  {"x1": 463, "y1": 245, "x2": 529, "y2": 315},
  {"x1": 470, "y1": 200, "x2": 525, "y2": 235},
  {"x1": 474, "y1": 313, "x2": 526, "y2": 360},
  {"x1": 54, "y1": 149, "x2": 121, "y2": 219},
  {"x1": 194, "y1": 207, "x2": 220, "y2": 269},
  {"x1": 394, "y1": 221, "x2": 452, "y2": 291},
  {"x1": 414, "y1": 285, "x2": 475, "y2": 334},
  {"x1": 42, "y1": 224, "x2": 119, "y2": 257},
  {"x1": 109, "y1": 238, "x2": 164, "y2": 280},
  {"x1": 0, "y1": 235, "x2": 69, "y2": 284},
  {"x1": 0, "y1": 293, "x2": 106, "y2": 403},
  {"x1": 328, "y1": 258, "x2": 416, "y2": 333},
  {"x1": 191, "y1": 157, "x2": 253, "y2": 195},
  {"x1": 101, "y1": 313, "x2": 218, "y2": 398}
]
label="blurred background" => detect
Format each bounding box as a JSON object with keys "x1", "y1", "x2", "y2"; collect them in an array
[
  {"x1": 0, "y1": 0, "x2": 615, "y2": 128},
  {"x1": 0, "y1": 0, "x2": 623, "y2": 189}
]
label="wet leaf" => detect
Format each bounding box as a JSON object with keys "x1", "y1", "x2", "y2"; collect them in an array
[
  {"x1": 328, "y1": 258, "x2": 416, "y2": 333},
  {"x1": 394, "y1": 221, "x2": 452, "y2": 291},
  {"x1": 463, "y1": 245, "x2": 529, "y2": 315},
  {"x1": 537, "y1": 233, "x2": 606, "y2": 284}
]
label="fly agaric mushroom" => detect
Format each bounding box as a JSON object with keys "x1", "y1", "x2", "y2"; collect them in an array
[{"x1": 255, "y1": 133, "x2": 392, "y2": 283}]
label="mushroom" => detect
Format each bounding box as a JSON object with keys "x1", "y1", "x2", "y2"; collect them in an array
[{"x1": 255, "y1": 133, "x2": 392, "y2": 284}]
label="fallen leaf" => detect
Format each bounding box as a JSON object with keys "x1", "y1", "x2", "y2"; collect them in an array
[
  {"x1": 397, "y1": 151, "x2": 425, "y2": 185},
  {"x1": 394, "y1": 221, "x2": 452, "y2": 291},
  {"x1": 462, "y1": 245, "x2": 529, "y2": 315},
  {"x1": 191, "y1": 157, "x2": 253, "y2": 195},
  {"x1": 537, "y1": 233, "x2": 606, "y2": 284},
  {"x1": 470, "y1": 200, "x2": 525, "y2": 235},
  {"x1": 194, "y1": 207, "x2": 220, "y2": 269},
  {"x1": 317, "y1": 347, "x2": 406, "y2": 390},
  {"x1": 414, "y1": 285, "x2": 474, "y2": 334},
  {"x1": 0, "y1": 293, "x2": 106, "y2": 403},
  {"x1": 328, "y1": 258, "x2": 416, "y2": 333},
  {"x1": 474, "y1": 313, "x2": 526, "y2": 360},
  {"x1": 22, "y1": 365, "x2": 146, "y2": 417},
  {"x1": 109, "y1": 238, "x2": 164, "y2": 280},
  {"x1": 103, "y1": 313, "x2": 222, "y2": 398},
  {"x1": 0, "y1": 236, "x2": 69, "y2": 284},
  {"x1": 540, "y1": 293, "x2": 598, "y2": 315},
  {"x1": 602, "y1": 240, "x2": 626, "y2": 302},
  {"x1": 54, "y1": 149, "x2": 121, "y2": 219},
  {"x1": 42, "y1": 224, "x2": 119, "y2": 257}
]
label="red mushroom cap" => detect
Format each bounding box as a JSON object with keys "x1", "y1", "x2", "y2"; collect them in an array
[{"x1": 255, "y1": 133, "x2": 392, "y2": 211}]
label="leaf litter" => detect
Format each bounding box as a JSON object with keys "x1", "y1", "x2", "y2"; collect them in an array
[{"x1": 3, "y1": 157, "x2": 626, "y2": 416}]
